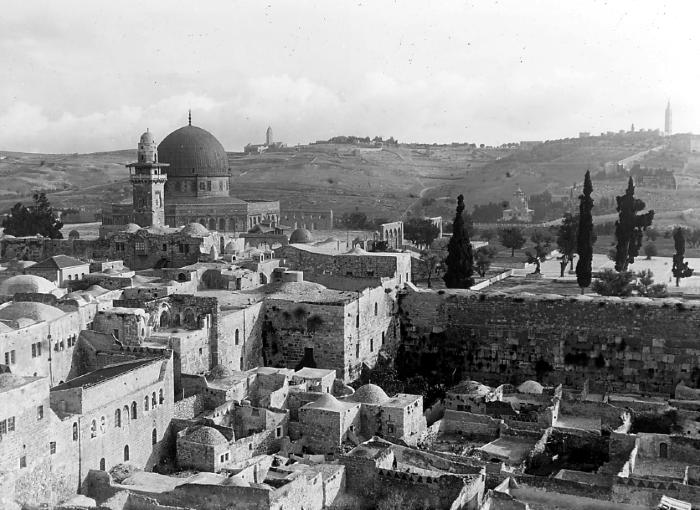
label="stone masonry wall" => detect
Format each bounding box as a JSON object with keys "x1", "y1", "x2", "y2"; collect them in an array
[{"x1": 399, "y1": 288, "x2": 700, "y2": 394}]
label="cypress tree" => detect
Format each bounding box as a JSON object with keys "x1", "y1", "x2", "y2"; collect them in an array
[
  {"x1": 443, "y1": 194, "x2": 474, "y2": 288},
  {"x1": 613, "y1": 177, "x2": 654, "y2": 272},
  {"x1": 672, "y1": 227, "x2": 694, "y2": 287},
  {"x1": 575, "y1": 170, "x2": 594, "y2": 293}
]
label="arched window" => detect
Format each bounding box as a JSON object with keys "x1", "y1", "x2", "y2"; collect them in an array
[
  {"x1": 131, "y1": 401, "x2": 137, "y2": 419},
  {"x1": 151, "y1": 392, "x2": 157, "y2": 408},
  {"x1": 159, "y1": 311, "x2": 170, "y2": 328},
  {"x1": 374, "y1": 303, "x2": 378, "y2": 316},
  {"x1": 72, "y1": 422, "x2": 78, "y2": 441},
  {"x1": 100, "y1": 416, "x2": 106, "y2": 434},
  {"x1": 159, "y1": 389, "x2": 164, "y2": 405},
  {"x1": 115, "y1": 408, "x2": 121, "y2": 428},
  {"x1": 99, "y1": 458, "x2": 106, "y2": 471},
  {"x1": 152, "y1": 428, "x2": 158, "y2": 445},
  {"x1": 123, "y1": 445, "x2": 130, "y2": 461},
  {"x1": 660, "y1": 442, "x2": 668, "y2": 459},
  {"x1": 144, "y1": 395, "x2": 149, "y2": 412},
  {"x1": 90, "y1": 419, "x2": 97, "y2": 438},
  {"x1": 123, "y1": 405, "x2": 130, "y2": 424},
  {"x1": 235, "y1": 329, "x2": 240, "y2": 345}
]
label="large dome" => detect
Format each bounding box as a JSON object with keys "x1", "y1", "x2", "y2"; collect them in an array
[{"x1": 158, "y1": 125, "x2": 229, "y2": 177}]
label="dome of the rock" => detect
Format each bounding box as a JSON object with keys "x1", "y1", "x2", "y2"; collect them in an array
[{"x1": 158, "y1": 125, "x2": 229, "y2": 178}]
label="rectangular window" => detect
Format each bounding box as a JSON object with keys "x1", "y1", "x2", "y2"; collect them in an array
[
  {"x1": 19, "y1": 456, "x2": 26, "y2": 469},
  {"x1": 10, "y1": 350, "x2": 15, "y2": 364},
  {"x1": 162, "y1": 244, "x2": 167, "y2": 251},
  {"x1": 276, "y1": 427, "x2": 282, "y2": 438},
  {"x1": 0, "y1": 420, "x2": 6, "y2": 434},
  {"x1": 199, "y1": 182, "x2": 205, "y2": 190},
  {"x1": 207, "y1": 181, "x2": 212, "y2": 191},
  {"x1": 31, "y1": 344, "x2": 36, "y2": 358},
  {"x1": 8, "y1": 417, "x2": 15, "y2": 432},
  {"x1": 37, "y1": 342, "x2": 41, "y2": 356},
  {"x1": 4, "y1": 352, "x2": 8, "y2": 365},
  {"x1": 370, "y1": 339, "x2": 374, "y2": 352},
  {"x1": 356, "y1": 344, "x2": 360, "y2": 358},
  {"x1": 50, "y1": 442, "x2": 56, "y2": 455},
  {"x1": 37, "y1": 405, "x2": 44, "y2": 420}
]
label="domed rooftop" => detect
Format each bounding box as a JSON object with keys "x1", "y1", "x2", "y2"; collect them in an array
[
  {"x1": 140, "y1": 130, "x2": 154, "y2": 144},
  {"x1": 348, "y1": 383, "x2": 389, "y2": 404},
  {"x1": 186, "y1": 426, "x2": 228, "y2": 446},
  {"x1": 289, "y1": 228, "x2": 313, "y2": 244},
  {"x1": 0, "y1": 301, "x2": 65, "y2": 323},
  {"x1": 224, "y1": 241, "x2": 238, "y2": 254},
  {"x1": 305, "y1": 393, "x2": 347, "y2": 411},
  {"x1": 181, "y1": 222, "x2": 210, "y2": 237},
  {"x1": 121, "y1": 223, "x2": 141, "y2": 233},
  {"x1": 517, "y1": 380, "x2": 544, "y2": 394},
  {"x1": 0, "y1": 274, "x2": 57, "y2": 296},
  {"x1": 158, "y1": 125, "x2": 229, "y2": 178},
  {"x1": 450, "y1": 380, "x2": 492, "y2": 397}
]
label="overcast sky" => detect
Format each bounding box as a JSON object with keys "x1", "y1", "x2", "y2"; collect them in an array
[{"x1": 0, "y1": 0, "x2": 697, "y2": 153}]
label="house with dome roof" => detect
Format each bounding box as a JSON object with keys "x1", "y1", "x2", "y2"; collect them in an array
[{"x1": 101, "y1": 116, "x2": 279, "y2": 235}]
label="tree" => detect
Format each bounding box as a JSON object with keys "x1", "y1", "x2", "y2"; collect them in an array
[
  {"x1": 480, "y1": 228, "x2": 496, "y2": 242},
  {"x1": 2, "y1": 192, "x2": 63, "y2": 239},
  {"x1": 420, "y1": 251, "x2": 440, "y2": 288},
  {"x1": 474, "y1": 245, "x2": 498, "y2": 277},
  {"x1": 576, "y1": 170, "x2": 595, "y2": 293},
  {"x1": 404, "y1": 218, "x2": 440, "y2": 249},
  {"x1": 646, "y1": 227, "x2": 659, "y2": 241},
  {"x1": 525, "y1": 229, "x2": 552, "y2": 274},
  {"x1": 643, "y1": 242, "x2": 657, "y2": 260},
  {"x1": 498, "y1": 227, "x2": 526, "y2": 256},
  {"x1": 672, "y1": 227, "x2": 694, "y2": 286},
  {"x1": 635, "y1": 269, "x2": 668, "y2": 297},
  {"x1": 443, "y1": 194, "x2": 474, "y2": 288},
  {"x1": 613, "y1": 177, "x2": 655, "y2": 272},
  {"x1": 591, "y1": 269, "x2": 635, "y2": 296},
  {"x1": 556, "y1": 213, "x2": 578, "y2": 277}
]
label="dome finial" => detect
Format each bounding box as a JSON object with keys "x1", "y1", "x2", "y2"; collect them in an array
[{"x1": 188, "y1": 109, "x2": 191, "y2": 126}]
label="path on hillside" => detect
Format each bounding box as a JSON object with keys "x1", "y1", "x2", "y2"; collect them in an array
[{"x1": 401, "y1": 178, "x2": 437, "y2": 219}]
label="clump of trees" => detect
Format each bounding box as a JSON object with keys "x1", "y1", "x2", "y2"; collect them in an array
[
  {"x1": 498, "y1": 227, "x2": 526, "y2": 256},
  {"x1": 591, "y1": 269, "x2": 667, "y2": 297},
  {"x1": 2, "y1": 192, "x2": 63, "y2": 239},
  {"x1": 474, "y1": 245, "x2": 498, "y2": 277},
  {"x1": 443, "y1": 194, "x2": 474, "y2": 288},
  {"x1": 404, "y1": 217, "x2": 441, "y2": 249}
]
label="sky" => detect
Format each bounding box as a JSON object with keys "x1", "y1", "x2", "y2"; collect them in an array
[{"x1": 0, "y1": 0, "x2": 698, "y2": 153}]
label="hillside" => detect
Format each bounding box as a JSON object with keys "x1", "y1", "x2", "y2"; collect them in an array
[{"x1": 0, "y1": 131, "x2": 696, "y2": 223}]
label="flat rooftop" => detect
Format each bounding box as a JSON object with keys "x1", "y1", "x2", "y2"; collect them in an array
[
  {"x1": 479, "y1": 436, "x2": 539, "y2": 464},
  {"x1": 51, "y1": 358, "x2": 162, "y2": 391}
]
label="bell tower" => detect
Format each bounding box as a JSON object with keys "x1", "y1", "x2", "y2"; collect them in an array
[{"x1": 127, "y1": 129, "x2": 169, "y2": 227}]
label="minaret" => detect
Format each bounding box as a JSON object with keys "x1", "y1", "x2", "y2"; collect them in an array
[
  {"x1": 127, "y1": 129, "x2": 169, "y2": 227},
  {"x1": 665, "y1": 100, "x2": 672, "y2": 136},
  {"x1": 266, "y1": 126, "x2": 273, "y2": 146}
]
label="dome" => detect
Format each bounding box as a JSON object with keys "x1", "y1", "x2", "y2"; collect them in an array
[
  {"x1": 186, "y1": 426, "x2": 228, "y2": 446},
  {"x1": 121, "y1": 223, "x2": 141, "y2": 233},
  {"x1": 348, "y1": 384, "x2": 389, "y2": 404},
  {"x1": 0, "y1": 301, "x2": 65, "y2": 323},
  {"x1": 517, "y1": 380, "x2": 544, "y2": 394},
  {"x1": 289, "y1": 228, "x2": 313, "y2": 244},
  {"x1": 181, "y1": 223, "x2": 210, "y2": 237},
  {"x1": 208, "y1": 364, "x2": 232, "y2": 380},
  {"x1": 68, "y1": 230, "x2": 80, "y2": 240},
  {"x1": 0, "y1": 275, "x2": 57, "y2": 296},
  {"x1": 140, "y1": 130, "x2": 154, "y2": 144},
  {"x1": 157, "y1": 125, "x2": 229, "y2": 177},
  {"x1": 450, "y1": 380, "x2": 492, "y2": 397},
  {"x1": 224, "y1": 242, "x2": 238, "y2": 254},
  {"x1": 305, "y1": 393, "x2": 346, "y2": 411}
]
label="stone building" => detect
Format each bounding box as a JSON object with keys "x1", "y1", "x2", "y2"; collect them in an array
[
  {"x1": 102, "y1": 118, "x2": 280, "y2": 234},
  {"x1": 49, "y1": 353, "x2": 175, "y2": 479},
  {"x1": 298, "y1": 393, "x2": 361, "y2": 453},
  {"x1": 377, "y1": 221, "x2": 404, "y2": 250},
  {"x1": 24, "y1": 255, "x2": 91, "y2": 288},
  {"x1": 501, "y1": 187, "x2": 534, "y2": 223}
]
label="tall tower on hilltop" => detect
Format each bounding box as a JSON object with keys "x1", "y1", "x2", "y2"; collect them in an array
[
  {"x1": 665, "y1": 100, "x2": 673, "y2": 136},
  {"x1": 266, "y1": 126, "x2": 273, "y2": 146},
  {"x1": 127, "y1": 129, "x2": 169, "y2": 227}
]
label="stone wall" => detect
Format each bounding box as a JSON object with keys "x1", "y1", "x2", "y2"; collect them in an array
[{"x1": 399, "y1": 288, "x2": 700, "y2": 394}]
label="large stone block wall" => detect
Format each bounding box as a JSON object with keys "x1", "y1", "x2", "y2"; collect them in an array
[
  {"x1": 398, "y1": 288, "x2": 700, "y2": 394},
  {"x1": 217, "y1": 302, "x2": 264, "y2": 372}
]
